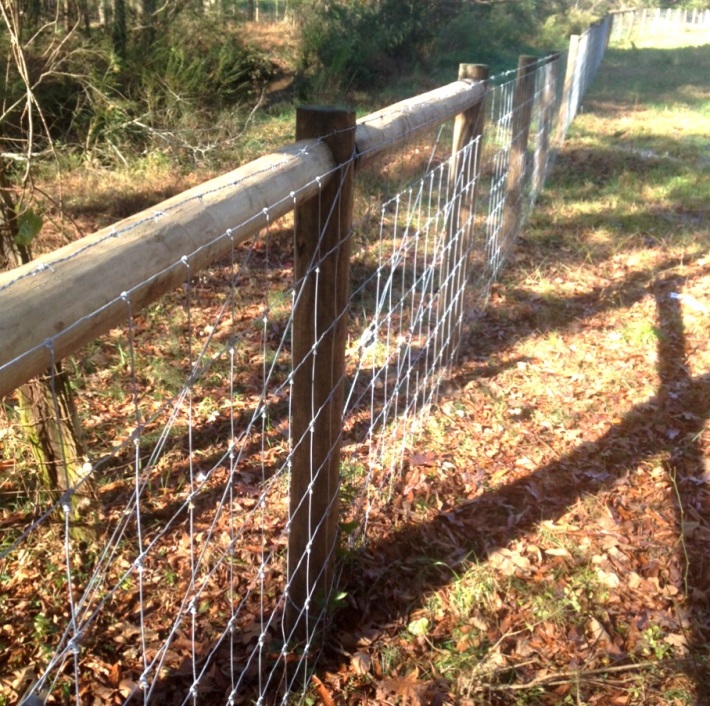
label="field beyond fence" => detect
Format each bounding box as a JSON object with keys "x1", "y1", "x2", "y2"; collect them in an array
[{"x1": 1, "y1": 8, "x2": 708, "y2": 706}]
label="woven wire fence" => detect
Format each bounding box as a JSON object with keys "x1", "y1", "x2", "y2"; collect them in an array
[
  {"x1": 232, "y1": 0, "x2": 289, "y2": 23},
  {"x1": 609, "y1": 6, "x2": 710, "y2": 43},
  {"x1": 0, "y1": 29, "x2": 613, "y2": 706}
]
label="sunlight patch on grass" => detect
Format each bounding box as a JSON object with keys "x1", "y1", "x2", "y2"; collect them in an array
[{"x1": 627, "y1": 28, "x2": 710, "y2": 50}]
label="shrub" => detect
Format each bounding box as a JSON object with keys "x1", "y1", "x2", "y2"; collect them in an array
[
  {"x1": 0, "y1": 16, "x2": 273, "y2": 162},
  {"x1": 297, "y1": 0, "x2": 460, "y2": 97},
  {"x1": 134, "y1": 17, "x2": 273, "y2": 120},
  {"x1": 433, "y1": 2, "x2": 545, "y2": 73}
]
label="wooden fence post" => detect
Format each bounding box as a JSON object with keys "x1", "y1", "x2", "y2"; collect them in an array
[
  {"x1": 575, "y1": 30, "x2": 590, "y2": 104},
  {"x1": 533, "y1": 53, "x2": 559, "y2": 198},
  {"x1": 287, "y1": 106, "x2": 356, "y2": 641},
  {"x1": 441, "y1": 63, "x2": 489, "y2": 365},
  {"x1": 604, "y1": 10, "x2": 616, "y2": 48},
  {"x1": 558, "y1": 34, "x2": 580, "y2": 142},
  {"x1": 499, "y1": 55, "x2": 537, "y2": 258}
]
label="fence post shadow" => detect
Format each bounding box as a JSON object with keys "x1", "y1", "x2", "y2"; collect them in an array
[
  {"x1": 653, "y1": 275, "x2": 710, "y2": 693},
  {"x1": 321, "y1": 269, "x2": 710, "y2": 699}
]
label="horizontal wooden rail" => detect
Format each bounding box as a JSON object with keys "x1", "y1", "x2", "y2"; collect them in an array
[
  {"x1": 0, "y1": 79, "x2": 486, "y2": 398},
  {"x1": 355, "y1": 80, "x2": 486, "y2": 169},
  {"x1": 0, "y1": 143, "x2": 333, "y2": 399}
]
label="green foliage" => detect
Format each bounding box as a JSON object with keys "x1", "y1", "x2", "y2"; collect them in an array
[
  {"x1": 297, "y1": 0, "x2": 461, "y2": 97},
  {"x1": 15, "y1": 208, "x2": 43, "y2": 247},
  {"x1": 433, "y1": 3, "x2": 539, "y2": 71},
  {"x1": 0, "y1": 16, "x2": 272, "y2": 163},
  {"x1": 431, "y1": 0, "x2": 616, "y2": 72},
  {"x1": 538, "y1": 7, "x2": 599, "y2": 49},
  {"x1": 134, "y1": 17, "x2": 273, "y2": 121},
  {"x1": 295, "y1": 0, "x2": 662, "y2": 97}
]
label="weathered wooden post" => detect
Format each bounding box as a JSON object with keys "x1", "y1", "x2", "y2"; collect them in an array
[
  {"x1": 532, "y1": 53, "x2": 559, "y2": 198},
  {"x1": 589, "y1": 20, "x2": 603, "y2": 80},
  {"x1": 640, "y1": 8, "x2": 648, "y2": 37},
  {"x1": 287, "y1": 107, "x2": 356, "y2": 641},
  {"x1": 499, "y1": 55, "x2": 536, "y2": 258},
  {"x1": 603, "y1": 13, "x2": 614, "y2": 50},
  {"x1": 574, "y1": 30, "x2": 590, "y2": 104},
  {"x1": 441, "y1": 63, "x2": 489, "y2": 365},
  {"x1": 558, "y1": 34, "x2": 580, "y2": 143},
  {"x1": 602, "y1": 15, "x2": 613, "y2": 62}
]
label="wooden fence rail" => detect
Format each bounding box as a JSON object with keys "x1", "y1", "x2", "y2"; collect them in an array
[{"x1": 0, "y1": 81, "x2": 485, "y2": 400}]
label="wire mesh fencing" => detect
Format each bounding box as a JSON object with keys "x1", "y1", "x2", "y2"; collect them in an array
[
  {"x1": 231, "y1": 0, "x2": 291, "y2": 23},
  {"x1": 609, "y1": 6, "x2": 710, "y2": 43},
  {"x1": 0, "y1": 12, "x2": 626, "y2": 706}
]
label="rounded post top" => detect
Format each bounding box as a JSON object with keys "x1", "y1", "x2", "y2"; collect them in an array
[
  {"x1": 518, "y1": 54, "x2": 538, "y2": 66},
  {"x1": 297, "y1": 105, "x2": 355, "y2": 117},
  {"x1": 458, "y1": 63, "x2": 490, "y2": 81},
  {"x1": 296, "y1": 106, "x2": 357, "y2": 157}
]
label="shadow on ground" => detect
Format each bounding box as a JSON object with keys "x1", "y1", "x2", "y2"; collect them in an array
[{"x1": 323, "y1": 262, "x2": 710, "y2": 701}]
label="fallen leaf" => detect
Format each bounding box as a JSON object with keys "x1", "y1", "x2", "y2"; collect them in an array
[
  {"x1": 544, "y1": 547, "x2": 571, "y2": 557},
  {"x1": 489, "y1": 548, "x2": 532, "y2": 576},
  {"x1": 118, "y1": 679, "x2": 137, "y2": 698},
  {"x1": 351, "y1": 652, "x2": 371, "y2": 674},
  {"x1": 409, "y1": 451, "x2": 438, "y2": 467},
  {"x1": 663, "y1": 633, "x2": 689, "y2": 654},
  {"x1": 586, "y1": 617, "x2": 611, "y2": 646},
  {"x1": 407, "y1": 617, "x2": 430, "y2": 636},
  {"x1": 378, "y1": 671, "x2": 432, "y2": 706},
  {"x1": 596, "y1": 568, "x2": 620, "y2": 588}
]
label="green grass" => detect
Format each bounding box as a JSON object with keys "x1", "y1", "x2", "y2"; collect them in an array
[{"x1": 528, "y1": 42, "x2": 710, "y2": 277}]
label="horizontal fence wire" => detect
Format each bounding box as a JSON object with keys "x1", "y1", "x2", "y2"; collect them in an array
[{"x1": 0, "y1": 9, "x2": 691, "y2": 705}]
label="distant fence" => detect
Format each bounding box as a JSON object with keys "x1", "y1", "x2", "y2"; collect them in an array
[
  {"x1": 232, "y1": 0, "x2": 292, "y2": 23},
  {"x1": 610, "y1": 5, "x2": 710, "y2": 41},
  {"x1": 0, "y1": 9, "x2": 695, "y2": 706}
]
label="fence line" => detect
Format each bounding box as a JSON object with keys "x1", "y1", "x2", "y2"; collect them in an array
[
  {"x1": 610, "y1": 5, "x2": 710, "y2": 42},
  {"x1": 0, "y1": 9, "x2": 693, "y2": 705}
]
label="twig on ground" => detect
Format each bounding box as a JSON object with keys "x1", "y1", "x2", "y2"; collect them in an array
[{"x1": 478, "y1": 658, "x2": 691, "y2": 692}]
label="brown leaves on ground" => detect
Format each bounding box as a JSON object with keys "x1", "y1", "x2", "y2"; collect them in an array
[{"x1": 3, "y1": 35, "x2": 710, "y2": 706}]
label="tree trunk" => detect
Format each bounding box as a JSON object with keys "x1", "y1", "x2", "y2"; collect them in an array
[
  {"x1": 112, "y1": 0, "x2": 127, "y2": 59},
  {"x1": 18, "y1": 365, "x2": 89, "y2": 501},
  {"x1": 98, "y1": 0, "x2": 113, "y2": 29},
  {"x1": 79, "y1": 0, "x2": 91, "y2": 34},
  {"x1": 25, "y1": 0, "x2": 41, "y2": 28},
  {"x1": 1, "y1": 164, "x2": 93, "y2": 527},
  {"x1": 62, "y1": 0, "x2": 75, "y2": 32},
  {"x1": 141, "y1": 0, "x2": 156, "y2": 49}
]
